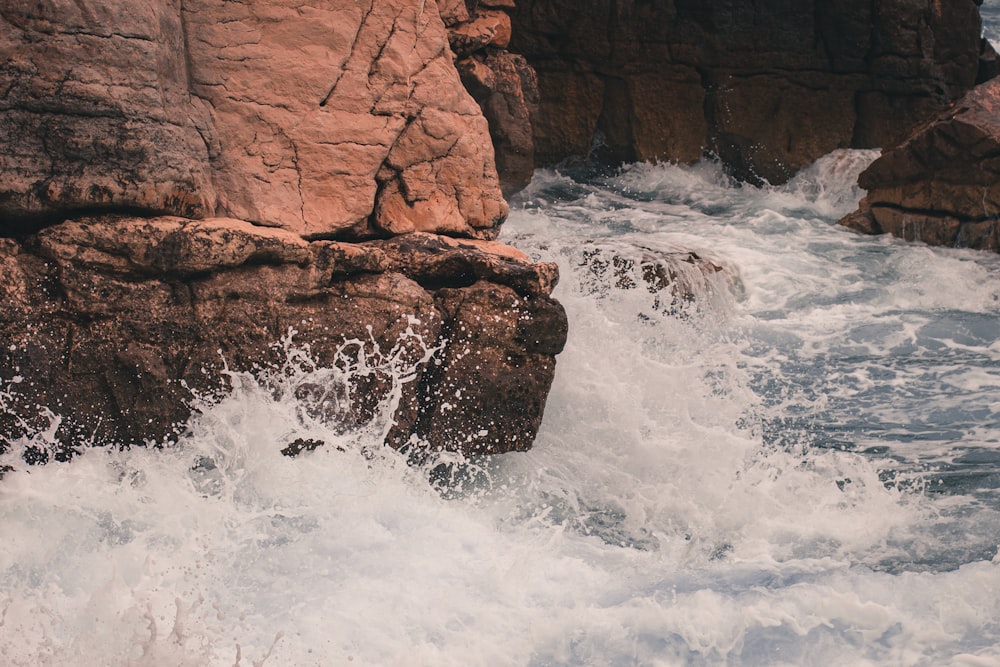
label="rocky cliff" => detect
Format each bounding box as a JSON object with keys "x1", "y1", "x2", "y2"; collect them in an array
[
  {"x1": 0, "y1": 0, "x2": 566, "y2": 459},
  {"x1": 509, "y1": 0, "x2": 991, "y2": 184}
]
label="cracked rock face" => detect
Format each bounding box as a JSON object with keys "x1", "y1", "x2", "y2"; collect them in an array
[
  {"x1": 0, "y1": 0, "x2": 507, "y2": 239},
  {"x1": 509, "y1": 0, "x2": 988, "y2": 184},
  {"x1": 839, "y1": 79, "x2": 1000, "y2": 251}
]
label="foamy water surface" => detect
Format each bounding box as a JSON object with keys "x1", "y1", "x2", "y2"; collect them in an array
[{"x1": 3, "y1": 148, "x2": 1000, "y2": 666}]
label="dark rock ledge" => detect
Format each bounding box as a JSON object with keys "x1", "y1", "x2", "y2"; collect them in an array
[{"x1": 0, "y1": 218, "x2": 566, "y2": 459}]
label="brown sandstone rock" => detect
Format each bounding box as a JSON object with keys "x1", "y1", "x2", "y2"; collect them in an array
[
  {"x1": 509, "y1": 0, "x2": 988, "y2": 184},
  {"x1": 0, "y1": 0, "x2": 506, "y2": 239},
  {"x1": 438, "y1": 0, "x2": 472, "y2": 26},
  {"x1": 0, "y1": 217, "x2": 566, "y2": 456},
  {"x1": 0, "y1": 0, "x2": 569, "y2": 462},
  {"x1": 458, "y1": 50, "x2": 539, "y2": 194},
  {"x1": 449, "y1": 9, "x2": 513, "y2": 56},
  {"x1": 839, "y1": 79, "x2": 1000, "y2": 251}
]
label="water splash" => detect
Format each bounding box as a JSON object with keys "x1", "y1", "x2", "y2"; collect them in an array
[{"x1": 4, "y1": 152, "x2": 1000, "y2": 665}]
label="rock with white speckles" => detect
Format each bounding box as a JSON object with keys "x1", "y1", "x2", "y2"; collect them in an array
[{"x1": 0, "y1": 218, "x2": 565, "y2": 457}]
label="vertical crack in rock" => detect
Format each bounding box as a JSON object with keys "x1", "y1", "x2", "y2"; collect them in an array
[
  {"x1": 320, "y1": 0, "x2": 375, "y2": 107},
  {"x1": 289, "y1": 135, "x2": 306, "y2": 226}
]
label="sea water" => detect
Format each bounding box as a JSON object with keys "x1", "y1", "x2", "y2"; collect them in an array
[{"x1": 5, "y1": 21, "x2": 1000, "y2": 667}]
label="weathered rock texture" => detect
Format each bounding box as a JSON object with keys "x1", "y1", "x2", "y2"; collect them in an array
[
  {"x1": 0, "y1": 0, "x2": 506, "y2": 239},
  {"x1": 509, "y1": 0, "x2": 990, "y2": 184},
  {"x1": 840, "y1": 78, "x2": 1000, "y2": 251},
  {"x1": 444, "y1": 0, "x2": 540, "y2": 194},
  {"x1": 0, "y1": 0, "x2": 569, "y2": 459},
  {"x1": 0, "y1": 220, "x2": 566, "y2": 456}
]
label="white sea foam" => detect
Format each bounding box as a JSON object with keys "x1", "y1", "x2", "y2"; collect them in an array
[{"x1": 3, "y1": 150, "x2": 1000, "y2": 665}]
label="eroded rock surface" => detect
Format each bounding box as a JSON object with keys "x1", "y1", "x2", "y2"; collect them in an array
[
  {"x1": 0, "y1": 0, "x2": 507, "y2": 239},
  {"x1": 509, "y1": 0, "x2": 990, "y2": 184},
  {"x1": 0, "y1": 219, "x2": 566, "y2": 456},
  {"x1": 840, "y1": 79, "x2": 1000, "y2": 251},
  {"x1": 442, "y1": 0, "x2": 539, "y2": 195}
]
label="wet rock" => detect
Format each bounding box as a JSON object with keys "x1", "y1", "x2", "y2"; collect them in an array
[
  {"x1": 0, "y1": 0, "x2": 506, "y2": 239},
  {"x1": 509, "y1": 0, "x2": 988, "y2": 184},
  {"x1": 0, "y1": 0, "x2": 568, "y2": 462},
  {"x1": 577, "y1": 241, "x2": 743, "y2": 315},
  {"x1": 0, "y1": 217, "x2": 566, "y2": 458},
  {"x1": 280, "y1": 438, "x2": 328, "y2": 458},
  {"x1": 839, "y1": 78, "x2": 1000, "y2": 251},
  {"x1": 396, "y1": 280, "x2": 567, "y2": 455}
]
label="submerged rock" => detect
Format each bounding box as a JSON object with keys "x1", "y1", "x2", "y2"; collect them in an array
[
  {"x1": 509, "y1": 0, "x2": 989, "y2": 184},
  {"x1": 0, "y1": 218, "x2": 566, "y2": 457},
  {"x1": 576, "y1": 241, "x2": 743, "y2": 316},
  {"x1": 839, "y1": 78, "x2": 1000, "y2": 251}
]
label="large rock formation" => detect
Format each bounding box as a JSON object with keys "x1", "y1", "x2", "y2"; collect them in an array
[
  {"x1": 508, "y1": 0, "x2": 991, "y2": 184},
  {"x1": 840, "y1": 78, "x2": 1000, "y2": 251},
  {"x1": 0, "y1": 0, "x2": 568, "y2": 459}
]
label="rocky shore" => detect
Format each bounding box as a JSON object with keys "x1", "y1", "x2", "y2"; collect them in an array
[
  {"x1": 2, "y1": 0, "x2": 997, "y2": 463},
  {"x1": 0, "y1": 0, "x2": 563, "y2": 458},
  {"x1": 840, "y1": 77, "x2": 1000, "y2": 251}
]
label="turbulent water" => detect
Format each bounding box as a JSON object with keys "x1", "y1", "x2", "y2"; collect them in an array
[{"x1": 6, "y1": 18, "x2": 1000, "y2": 667}]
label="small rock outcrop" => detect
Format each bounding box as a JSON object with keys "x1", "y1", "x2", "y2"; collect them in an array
[
  {"x1": 0, "y1": 221, "x2": 566, "y2": 456},
  {"x1": 840, "y1": 78, "x2": 1000, "y2": 251},
  {"x1": 576, "y1": 241, "x2": 743, "y2": 315},
  {"x1": 508, "y1": 0, "x2": 990, "y2": 184}
]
